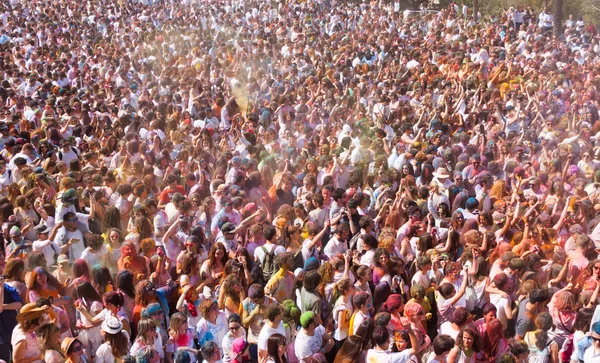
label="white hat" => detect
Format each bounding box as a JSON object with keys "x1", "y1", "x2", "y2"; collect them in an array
[
  {"x1": 101, "y1": 316, "x2": 123, "y2": 335},
  {"x1": 433, "y1": 167, "x2": 450, "y2": 179}
]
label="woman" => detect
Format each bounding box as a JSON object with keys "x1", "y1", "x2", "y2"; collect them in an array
[
  {"x1": 481, "y1": 318, "x2": 509, "y2": 361},
  {"x1": 403, "y1": 301, "x2": 430, "y2": 354},
  {"x1": 222, "y1": 314, "x2": 247, "y2": 363},
  {"x1": 117, "y1": 242, "x2": 149, "y2": 283},
  {"x1": 74, "y1": 282, "x2": 104, "y2": 353},
  {"x1": 61, "y1": 337, "x2": 87, "y2": 363},
  {"x1": 523, "y1": 312, "x2": 558, "y2": 363},
  {"x1": 196, "y1": 299, "x2": 228, "y2": 350},
  {"x1": 285, "y1": 226, "x2": 304, "y2": 270},
  {"x1": 166, "y1": 312, "x2": 198, "y2": 362},
  {"x1": 96, "y1": 316, "x2": 130, "y2": 363},
  {"x1": 390, "y1": 330, "x2": 419, "y2": 363},
  {"x1": 219, "y1": 274, "x2": 244, "y2": 318},
  {"x1": 379, "y1": 294, "x2": 404, "y2": 333},
  {"x1": 334, "y1": 335, "x2": 364, "y2": 363},
  {"x1": 90, "y1": 264, "x2": 114, "y2": 294},
  {"x1": 266, "y1": 334, "x2": 287, "y2": 363},
  {"x1": 200, "y1": 243, "x2": 229, "y2": 290},
  {"x1": 12, "y1": 303, "x2": 50, "y2": 363},
  {"x1": 116, "y1": 269, "x2": 136, "y2": 322},
  {"x1": 27, "y1": 267, "x2": 66, "y2": 305},
  {"x1": 547, "y1": 286, "x2": 577, "y2": 348},
  {"x1": 4, "y1": 257, "x2": 27, "y2": 302},
  {"x1": 130, "y1": 318, "x2": 165, "y2": 362},
  {"x1": 75, "y1": 291, "x2": 131, "y2": 336},
  {"x1": 331, "y1": 278, "x2": 354, "y2": 342},
  {"x1": 37, "y1": 323, "x2": 66, "y2": 363},
  {"x1": 447, "y1": 325, "x2": 481, "y2": 363},
  {"x1": 372, "y1": 248, "x2": 390, "y2": 285}
]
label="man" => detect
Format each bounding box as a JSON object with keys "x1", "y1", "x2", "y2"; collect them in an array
[
  {"x1": 395, "y1": 204, "x2": 421, "y2": 246},
  {"x1": 265, "y1": 253, "x2": 296, "y2": 303},
  {"x1": 308, "y1": 194, "x2": 329, "y2": 228},
  {"x1": 294, "y1": 312, "x2": 334, "y2": 363},
  {"x1": 515, "y1": 289, "x2": 551, "y2": 340},
  {"x1": 583, "y1": 321, "x2": 600, "y2": 362},
  {"x1": 489, "y1": 273, "x2": 514, "y2": 330},
  {"x1": 158, "y1": 174, "x2": 186, "y2": 208},
  {"x1": 323, "y1": 224, "x2": 348, "y2": 259},
  {"x1": 242, "y1": 284, "x2": 277, "y2": 359},
  {"x1": 53, "y1": 212, "x2": 86, "y2": 263},
  {"x1": 32, "y1": 224, "x2": 61, "y2": 267},
  {"x1": 6, "y1": 226, "x2": 32, "y2": 260},
  {"x1": 57, "y1": 138, "x2": 80, "y2": 165},
  {"x1": 257, "y1": 304, "x2": 285, "y2": 363},
  {"x1": 225, "y1": 156, "x2": 243, "y2": 186},
  {"x1": 211, "y1": 197, "x2": 242, "y2": 237},
  {"x1": 367, "y1": 325, "x2": 419, "y2": 362}
]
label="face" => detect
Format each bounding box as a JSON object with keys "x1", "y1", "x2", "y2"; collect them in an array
[
  {"x1": 36, "y1": 273, "x2": 47, "y2": 286},
  {"x1": 278, "y1": 342, "x2": 287, "y2": 356},
  {"x1": 395, "y1": 335, "x2": 408, "y2": 351},
  {"x1": 378, "y1": 254, "x2": 389, "y2": 265},
  {"x1": 69, "y1": 342, "x2": 84, "y2": 356},
  {"x1": 484, "y1": 310, "x2": 497, "y2": 323},
  {"x1": 109, "y1": 231, "x2": 120, "y2": 244},
  {"x1": 214, "y1": 248, "x2": 225, "y2": 260},
  {"x1": 592, "y1": 332, "x2": 600, "y2": 350},
  {"x1": 229, "y1": 322, "x2": 242, "y2": 337},
  {"x1": 122, "y1": 244, "x2": 134, "y2": 257},
  {"x1": 462, "y1": 331, "x2": 474, "y2": 349}
]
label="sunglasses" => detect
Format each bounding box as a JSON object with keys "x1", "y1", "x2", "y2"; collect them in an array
[
  {"x1": 229, "y1": 326, "x2": 241, "y2": 331},
  {"x1": 72, "y1": 344, "x2": 83, "y2": 353},
  {"x1": 67, "y1": 218, "x2": 78, "y2": 223},
  {"x1": 593, "y1": 336, "x2": 600, "y2": 342}
]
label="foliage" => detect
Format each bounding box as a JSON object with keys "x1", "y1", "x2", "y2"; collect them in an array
[{"x1": 448, "y1": 0, "x2": 600, "y2": 24}]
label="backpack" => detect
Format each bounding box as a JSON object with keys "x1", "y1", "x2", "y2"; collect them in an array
[{"x1": 261, "y1": 245, "x2": 278, "y2": 282}]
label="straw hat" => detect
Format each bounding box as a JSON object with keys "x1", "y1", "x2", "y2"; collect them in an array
[{"x1": 16, "y1": 303, "x2": 49, "y2": 323}]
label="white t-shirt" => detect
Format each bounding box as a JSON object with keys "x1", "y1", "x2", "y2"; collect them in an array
[
  {"x1": 295, "y1": 325, "x2": 326, "y2": 363},
  {"x1": 81, "y1": 245, "x2": 108, "y2": 267},
  {"x1": 366, "y1": 348, "x2": 412, "y2": 363},
  {"x1": 53, "y1": 227, "x2": 85, "y2": 263},
  {"x1": 11, "y1": 324, "x2": 42, "y2": 363},
  {"x1": 32, "y1": 239, "x2": 60, "y2": 267},
  {"x1": 254, "y1": 244, "x2": 285, "y2": 266},
  {"x1": 257, "y1": 321, "x2": 285, "y2": 351},
  {"x1": 130, "y1": 331, "x2": 164, "y2": 358}
]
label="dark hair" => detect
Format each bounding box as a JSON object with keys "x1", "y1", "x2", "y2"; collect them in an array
[
  {"x1": 265, "y1": 304, "x2": 283, "y2": 322},
  {"x1": 529, "y1": 288, "x2": 551, "y2": 304},
  {"x1": 482, "y1": 302, "x2": 497, "y2": 315},
  {"x1": 456, "y1": 325, "x2": 480, "y2": 352},
  {"x1": 372, "y1": 326, "x2": 390, "y2": 346},
  {"x1": 452, "y1": 307, "x2": 469, "y2": 326},
  {"x1": 303, "y1": 270, "x2": 321, "y2": 293},
  {"x1": 116, "y1": 270, "x2": 135, "y2": 299},
  {"x1": 433, "y1": 334, "x2": 455, "y2": 355},
  {"x1": 267, "y1": 334, "x2": 287, "y2": 363},
  {"x1": 334, "y1": 335, "x2": 363, "y2": 363},
  {"x1": 75, "y1": 282, "x2": 102, "y2": 304},
  {"x1": 263, "y1": 224, "x2": 277, "y2": 241},
  {"x1": 103, "y1": 291, "x2": 125, "y2": 307},
  {"x1": 354, "y1": 318, "x2": 374, "y2": 349}
]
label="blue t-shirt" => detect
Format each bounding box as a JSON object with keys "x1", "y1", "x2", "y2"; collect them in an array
[{"x1": 0, "y1": 283, "x2": 22, "y2": 345}]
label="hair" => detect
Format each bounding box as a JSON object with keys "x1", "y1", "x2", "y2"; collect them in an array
[
  {"x1": 103, "y1": 290, "x2": 125, "y2": 308},
  {"x1": 219, "y1": 275, "x2": 242, "y2": 310},
  {"x1": 380, "y1": 294, "x2": 403, "y2": 314},
  {"x1": 90, "y1": 264, "x2": 113, "y2": 294},
  {"x1": 3, "y1": 258, "x2": 25, "y2": 281},
  {"x1": 199, "y1": 299, "x2": 219, "y2": 319},
  {"x1": 136, "y1": 346, "x2": 158, "y2": 363},
  {"x1": 554, "y1": 290, "x2": 577, "y2": 311},
  {"x1": 333, "y1": 335, "x2": 364, "y2": 363},
  {"x1": 105, "y1": 330, "x2": 130, "y2": 359},
  {"x1": 483, "y1": 319, "x2": 505, "y2": 358},
  {"x1": 27, "y1": 267, "x2": 65, "y2": 297},
  {"x1": 72, "y1": 259, "x2": 91, "y2": 281},
  {"x1": 354, "y1": 318, "x2": 375, "y2": 349},
  {"x1": 200, "y1": 341, "x2": 219, "y2": 361},
  {"x1": 574, "y1": 308, "x2": 594, "y2": 332},
  {"x1": 456, "y1": 325, "x2": 480, "y2": 352},
  {"x1": 372, "y1": 326, "x2": 390, "y2": 346},
  {"x1": 266, "y1": 333, "x2": 287, "y2": 363},
  {"x1": 452, "y1": 307, "x2": 469, "y2": 326},
  {"x1": 208, "y1": 242, "x2": 229, "y2": 267},
  {"x1": 102, "y1": 207, "x2": 122, "y2": 233},
  {"x1": 135, "y1": 318, "x2": 158, "y2": 347},
  {"x1": 281, "y1": 300, "x2": 301, "y2": 328},
  {"x1": 75, "y1": 282, "x2": 102, "y2": 307},
  {"x1": 332, "y1": 278, "x2": 354, "y2": 302},
  {"x1": 303, "y1": 270, "x2": 322, "y2": 293},
  {"x1": 116, "y1": 270, "x2": 136, "y2": 299},
  {"x1": 433, "y1": 334, "x2": 455, "y2": 355},
  {"x1": 532, "y1": 312, "x2": 553, "y2": 351},
  {"x1": 353, "y1": 291, "x2": 370, "y2": 310},
  {"x1": 265, "y1": 304, "x2": 283, "y2": 322},
  {"x1": 37, "y1": 323, "x2": 65, "y2": 359}
]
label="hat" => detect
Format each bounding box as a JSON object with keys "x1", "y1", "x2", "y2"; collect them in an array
[
  {"x1": 299, "y1": 311, "x2": 315, "y2": 328},
  {"x1": 216, "y1": 184, "x2": 228, "y2": 193},
  {"x1": 232, "y1": 338, "x2": 248, "y2": 358},
  {"x1": 61, "y1": 188, "x2": 76, "y2": 204},
  {"x1": 35, "y1": 224, "x2": 51, "y2": 234},
  {"x1": 60, "y1": 337, "x2": 81, "y2": 354},
  {"x1": 101, "y1": 316, "x2": 123, "y2": 335},
  {"x1": 142, "y1": 303, "x2": 162, "y2": 318},
  {"x1": 221, "y1": 222, "x2": 235, "y2": 234},
  {"x1": 304, "y1": 257, "x2": 320, "y2": 271},
  {"x1": 16, "y1": 303, "x2": 49, "y2": 322},
  {"x1": 57, "y1": 254, "x2": 69, "y2": 264},
  {"x1": 493, "y1": 213, "x2": 506, "y2": 225},
  {"x1": 433, "y1": 167, "x2": 450, "y2": 179},
  {"x1": 9, "y1": 226, "x2": 20, "y2": 236},
  {"x1": 179, "y1": 274, "x2": 191, "y2": 288}
]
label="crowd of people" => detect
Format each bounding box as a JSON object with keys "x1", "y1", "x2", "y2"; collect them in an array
[{"x1": 1, "y1": 0, "x2": 600, "y2": 362}]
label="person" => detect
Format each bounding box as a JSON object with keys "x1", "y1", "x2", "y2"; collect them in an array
[
  {"x1": 447, "y1": 325, "x2": 481, "y2": 363},
  {"x1": 265, "y1": 334, "x2": 287, "y2": 363},
  {"x1": 230, "y1": 337, "x2": 252, "y2": 363},
  {"x1": 130, "y1": 318, "x2": 165, "y2": 362},
  {"x1": 242, "y1": 284, "x2": 277, "y2": 359},
  {"x1": 333, "y1": 335, "x2": 364, "y2": 363},
  {"x1": 265, "y1": 253, "x2": 296, "y2": 303},
  {"x1": 366, "y1": 325, "x2": 420, "y2": 363},
  {"x1": 584, "y1": 321, "x2": 600, "y2": 362},
  {"x1": 167, "y1": 313, "x2": 198, "y2": 362},
  {"x1": 96, "y1": 316, "x2": 130, "y2": 363},
  {"x1": 257, "y1": 304, "x2": 285, "y2": 363},
  {"x1": 294, "y1": 312, "x2": 334, "y2": 363},
  {"x1": 222, "y1": 314, "x2": 247, "y2": 363},
  {"x1": 61, "y1": 337, "x2": 88, "y2": 363},
  {"x1": 196, "y1": 299, "x2": 228, "y2": 353},
  {"x1": 426, "y1": 335, "x2": 456, "y2": 363},
  {"x1": 135, "y1": 346, "x2": 161, "y2": 363},
  {"x1": 0, "y1": 275, "x2": 23, "y2": 362}
]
